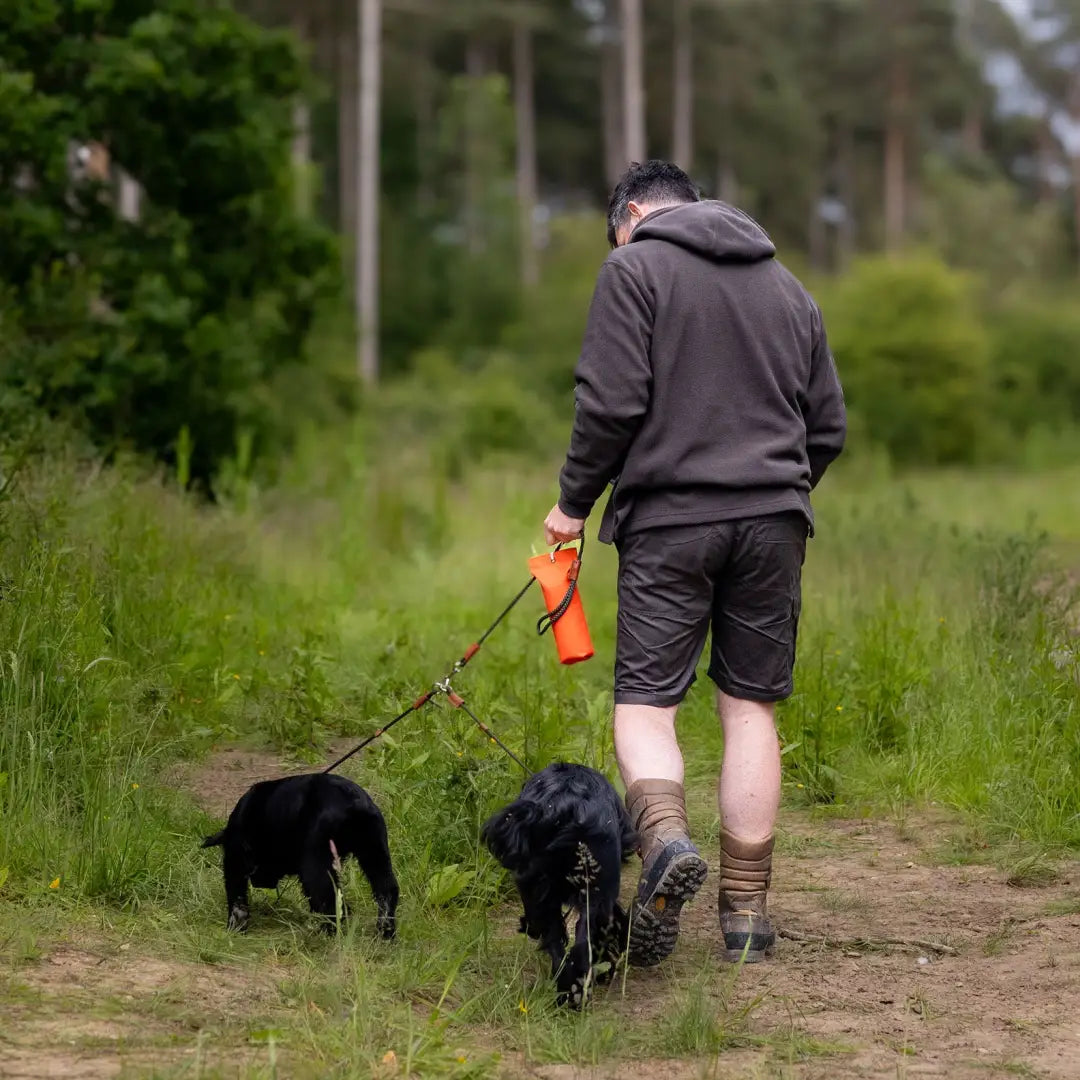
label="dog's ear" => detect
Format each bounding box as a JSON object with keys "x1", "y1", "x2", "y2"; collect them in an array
[{"x1": 481, "y1": 801, "x2": 539, "y2": 871}]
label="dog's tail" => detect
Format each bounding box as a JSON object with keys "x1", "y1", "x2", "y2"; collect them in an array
[{"x1": 201, "y1": 829, "x2": 226, "y2": 849}]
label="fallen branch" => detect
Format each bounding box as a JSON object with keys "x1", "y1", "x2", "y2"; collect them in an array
[{"x1": 779, "y1": 927, "x2": 958, "y2": 956}]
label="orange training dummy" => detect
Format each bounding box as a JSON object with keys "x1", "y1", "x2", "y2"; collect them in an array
[{"x1": 528, "y1": 545, "x2": 594, "y2": 665}]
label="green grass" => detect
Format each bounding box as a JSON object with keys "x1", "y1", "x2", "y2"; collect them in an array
[{"x1": 1, "y1": 428, "x2": 1079, "y2": 1076}]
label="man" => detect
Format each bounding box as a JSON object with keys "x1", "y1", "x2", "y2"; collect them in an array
[{"x1": 543, "y1": 161, "x2": 846, "y2": 967}]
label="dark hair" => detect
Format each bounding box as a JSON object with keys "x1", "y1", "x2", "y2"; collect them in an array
[{"x1": 606, "y1": 160, "x2": 701, "y2": 248}]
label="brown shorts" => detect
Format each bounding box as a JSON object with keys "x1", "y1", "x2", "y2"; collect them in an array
[{"x1": 613, "y1": 513, "x2": 808, "y2": 707}]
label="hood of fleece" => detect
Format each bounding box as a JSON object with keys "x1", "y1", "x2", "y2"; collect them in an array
[{"x1": 630, "y1": 200, "x2": 776, "y2": 263}]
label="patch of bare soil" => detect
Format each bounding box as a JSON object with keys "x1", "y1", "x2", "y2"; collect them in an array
[
  {"x1": 8, "y1": 745, "x2": 1080, "y2": 1079},
  {"x1": 605, "y1": 810, "x2": 1080, "y2": 1079},
  {"x1": 1, "y1": 944, "x2": 283, "y2": 1079},
  {"x1": 169, "y1": 744, "x2": 317, "y2": 819}
]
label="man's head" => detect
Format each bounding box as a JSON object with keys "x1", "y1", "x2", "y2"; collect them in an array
[{"x1": 607, "y1": 160, "x2": 702, "y2": 248}]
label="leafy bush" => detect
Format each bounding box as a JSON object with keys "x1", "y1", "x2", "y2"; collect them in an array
[
  {"x1": 823, "y1": 254, "x2": 992, "y2": 465},
  {"x1": 0, "y1": 0, "x2": 342, "y2": 483},
  {"x1": 987, "y1": 293, "x2": 1080, "y2": 440}
]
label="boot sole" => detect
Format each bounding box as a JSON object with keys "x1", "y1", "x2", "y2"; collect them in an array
[
  {"x1": 627, "y1": 852, "x2": 708, "y2": 967},
  {"x1": 720, "y1": 942, "x2": 775, "y2": 964}
]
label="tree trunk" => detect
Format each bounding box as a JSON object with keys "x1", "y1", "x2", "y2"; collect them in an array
[
  {"x1": 356, "y1": 0, "x2": 382, "y2": 385},
  {"x1": 671, "y1": 0, "x2": 693, "y2": 170},
  {"x1": 1036, "y1": 116, "x2": 1058, "y2": 204},
  {"x1": 291, "y1": 12, "x2": 312, "y2": 218},
  {"x1": 117, "y1": 170, "x2": 141, "y2": 222},
  {"x1": 338, "y1": 24, "x2": 358, "y2": 273},
  {"x1": 292, "y1": 98, "x2": 313, "y2": 217},
  {"x1": 601, "y1": 23, "x2": 624, "y2": 186},
  {"x1": 1071, "y1": 80, "x2": 1080, "y2": 275},
  {"x1": 837, "y1": 123, "x2": 856, "y2": 270},
  {"x1": 514, "y1": 20, "x2": 539, "y2": 289},
  {"x1": 883, "y1": 49, "x2": 909, "y2": 252},
  {"x1": 621, "y1": 0, "x2": 646, "y2": 163},
  {"x1": 955, "y1": 0, "x2": 983, "y2": 157},
  {"x1": 415, "y1": 25, "x2": 435, "y2": 213},
  {"x1": 717, "y1": 159, "x2": 737, "y2": 204},
  {"x1": 465, "y1": 37, "x2": 487, "y2": 256}
]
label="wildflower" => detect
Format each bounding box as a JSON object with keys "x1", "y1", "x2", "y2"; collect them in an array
[
  {"x1": 836, "y1": 705, "x2": 843, "y2": 712},
  {"x1": 518, "y1": 1000, "x2": 528, "y2": 1014},
  {"x1": 381, "y1": 1050, "x2": 397, "y2": 1066},
  {"x1": 457, "y1": 1056, "x2": 467, "y2": 1064},
  {"x1": 49, "y1": 877, "x2": 60, "y2": 889},
  {"x1": 939, "y1": 617, "x2": 946, "y2": 625},
  {"x1": 131, "y1": 783, "x2": 139, "y2": 790},
  {"x1": 233, "y1": 673, "x2": 241, "y2": 680},
  {"x1": 796, "y1": 783, "x2": 805, "y2": 789},
  {"x1": 259, "y1": 649, "x2": 266, "y2": 656}
]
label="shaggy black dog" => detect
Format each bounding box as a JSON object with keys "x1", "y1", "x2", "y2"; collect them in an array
[
  {"x1": 202, "y1": 772, "x2": 399, "y2": 938},
  {"x1": 481, "y1": 763, "x2": 638, "y2": 1008}
]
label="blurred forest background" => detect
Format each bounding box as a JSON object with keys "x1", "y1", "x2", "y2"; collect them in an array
[{"x1": 3, "y1": 0, "x2": 1080, "y2": 490}]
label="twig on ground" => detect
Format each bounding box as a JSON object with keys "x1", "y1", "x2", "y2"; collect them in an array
[{"x1": 779, "y1": 927, "x2": 958, "y2": 956}]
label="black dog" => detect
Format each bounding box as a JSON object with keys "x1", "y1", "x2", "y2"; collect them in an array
[
  {"x1": 481, "y1": 763, "x2": 638, "y2": 1008},
  {"x1": 202, "y1": 772, "x2": 399, "y2": 938}
]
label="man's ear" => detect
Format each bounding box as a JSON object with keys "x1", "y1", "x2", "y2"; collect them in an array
[{"x1": 627, "y1": 200, "x2": 645, "y2": 222}]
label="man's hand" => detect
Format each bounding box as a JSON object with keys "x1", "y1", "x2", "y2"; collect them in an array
[{"x1": 544, "y1": 504, "x2": 585, "y2": 546}]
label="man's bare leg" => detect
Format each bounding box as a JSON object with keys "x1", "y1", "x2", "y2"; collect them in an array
[
  {"x1": 615, "y1": 703, "x2": 707, "y2": 967},
  {"x1": 716, "y1": 691, "x2": 779, "y2": 962}
]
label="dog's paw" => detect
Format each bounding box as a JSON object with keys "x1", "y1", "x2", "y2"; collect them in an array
[
  {"x1": 556, "y1": 976, "x2": 591, "y2": 1011},
  {"x1": 227, "y1": 904, "x2": 250, "y2": 932}
]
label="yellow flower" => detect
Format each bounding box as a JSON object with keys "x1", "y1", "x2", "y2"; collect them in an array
[
  {"x1": 457, "y1": 1056, "x2": 466, "y2": 1064},
  {"x1": 797, "y1": 783, "x2": 805, "y2": 789},
  {"x1": 836, "y1": 705, "x2": 844, "y2": 712},
  {"x1": 49, "y1": 877, "x2": 60, "y2": 889},
  {"x1": 518, "y1": 1000, "x2": 528, "y2": 1014},
  {"x1": 381, "y1": 1050, "x2": 397, "y2": 1067},
  {"x1": 233, "y1": 673, "x2": 241, "y2": 680},
  {"x1": 131, "y1": 783, "x2": 139, "y2": 790},
  {"x1": 258, "y1": 649, "x2": 266, "y2": 656}
]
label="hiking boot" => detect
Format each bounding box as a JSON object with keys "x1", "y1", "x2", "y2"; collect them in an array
[
  {"x1": 718, "y1": 829, "x2": 775, "y2": 963},
  {"x1": 624, "y1": 779, "x2": 708, "y2": 967}
]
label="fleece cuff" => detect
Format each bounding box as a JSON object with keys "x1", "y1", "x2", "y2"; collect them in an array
[{"x1": 557, "y1": 495, "x2": 594, "y2": 520}]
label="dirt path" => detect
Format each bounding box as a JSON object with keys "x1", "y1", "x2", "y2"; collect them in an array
[{"x1": 4, "y1": 749, "x2": 1079, "y2": 1079}]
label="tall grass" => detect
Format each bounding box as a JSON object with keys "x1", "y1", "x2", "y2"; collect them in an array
[{"x1": 1, "y1": 428, "x2": 1078, "y2": 913}]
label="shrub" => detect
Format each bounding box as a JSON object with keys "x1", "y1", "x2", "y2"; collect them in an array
[
  {"x1": 823, "y1": 254, "x2": 992, "y2": 466},
  {"x1": 0, "y1": 0, "x2": 341, "y2": 483}
]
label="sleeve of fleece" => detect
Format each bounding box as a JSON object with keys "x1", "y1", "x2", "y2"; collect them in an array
[
  {"x1": 557, "y1": 260, "x2": 654, "y2": 520},
  {"x1": 805, "y1": 304, "x2": 847, "y2": 489}
]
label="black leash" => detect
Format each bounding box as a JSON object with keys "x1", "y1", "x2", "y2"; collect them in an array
[{"x1": 322, "y1": 536, "x2": 584, "y2": 777}]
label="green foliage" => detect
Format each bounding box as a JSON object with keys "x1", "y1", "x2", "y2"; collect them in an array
[
  {"x1": 918, "y1": 158, "x2": 1068, "y2": 287},
  {"x1": 987, "y1": 294, "x2": 1080, "y2": 441},
  {"x1": 0, "y1": 0, "x2": 342, "y2": 482},
  {"x1": 823, "y1": 255, "x2": 992, "y2": 465}
]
